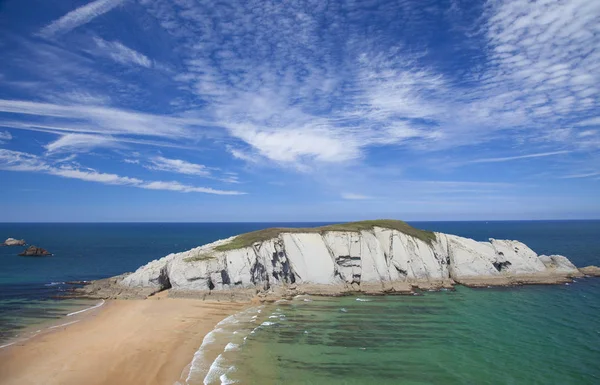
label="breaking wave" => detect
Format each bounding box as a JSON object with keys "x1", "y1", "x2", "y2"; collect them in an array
[{"x1": 181, "y1": 306, "x2": 265, "y2": 385}]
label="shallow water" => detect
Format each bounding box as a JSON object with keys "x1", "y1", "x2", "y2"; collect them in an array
[{"x1": 191, "y1": 282, "x2": 600, "y2": 385}]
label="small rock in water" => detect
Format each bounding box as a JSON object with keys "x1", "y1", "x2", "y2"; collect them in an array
[
  {"x1": 2, "y1": 238, "x2": 26, "y2": 246},
  {"x1": 18, "y1": 246, "x2": 52, "y2": 257}
]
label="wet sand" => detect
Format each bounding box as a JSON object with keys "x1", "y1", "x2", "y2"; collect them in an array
[{"x1": 0, "y1": 293, "x2": 247, "y2": 385}]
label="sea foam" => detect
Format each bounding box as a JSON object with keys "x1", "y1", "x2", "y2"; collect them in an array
[
  {"x1": 183, "y1": 306, "x2": 264, "y2": 385},
  {"x1": 67, "y1": 300, "x2": 105, "y2": 316}
]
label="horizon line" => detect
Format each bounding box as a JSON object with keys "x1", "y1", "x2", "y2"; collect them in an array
[{"x1": 1, "y1": 219, "x2": 599, "y2": 224}]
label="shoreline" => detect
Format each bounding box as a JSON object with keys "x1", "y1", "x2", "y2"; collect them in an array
[
  {"x1": 0, "y1": 297, "x2": 103, "y2": 350},
  {"x1": 0, "y1": 292, "x2": 249, "y2": 385}
]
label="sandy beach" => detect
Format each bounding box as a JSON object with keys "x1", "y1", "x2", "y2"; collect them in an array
[{"x1": 0, "y1": 293, "x2": 247, "y2": 385}]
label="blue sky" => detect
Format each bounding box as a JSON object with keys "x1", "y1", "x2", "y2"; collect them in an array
[{"x1": 0, "y1": 0, "x2": 598, "y2": 222}]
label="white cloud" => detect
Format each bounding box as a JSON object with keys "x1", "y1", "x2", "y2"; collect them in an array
[
  {"x1": 143, "y1": 156, "x2": 243, "y2": 184},
  {"x1": 466, "y1": 151, "x2": 571, "y2": 164},
  {"x1": 140, "y1": 181, "x2": 240, "y2": 194},
  {"x1": 476, "y1": 0, "x2": 600, "y2": 129},
  {"x1": 93, "y1": 37, "x2": 152, "y2": 68},
  {"x1": 45, "y1": 133, "x2": 119, "y2": 153},
  {"x1": 341, "y1": 193, "x2": 372, "y2": 200},
  {"x1": 0, "y1": 130, "x2": 12, "y2": 142},
  {"x1": 0, "y1": 149, "x2": 244, "y2": 195},
  {"x1": 39, "y1": 0, "x2": 126, "y2": 38},
  {"x1": 576, "y1": 117, "x2": 600, "y2": 127},
  {"x1": 54, "y1": 154, "x2": 78, "y2": 163},
  {"x1": 0, "y1": 149, "x2": 48, "y2": 172},
  {"x1": 228, "y1": 123, "x2": 361, "y2": 166},
  {"x1": 146, "y1": 156, "x2": 210, "y2": 176},
  {"x1": 49, "y1": 166, "x2": 142, "y2": 185},
  {"x1": 56, "y1": 91, "x2": 111, "y2": 106},
  {"x1": 560, "y1": 171, "x2": 600, "y2": 179},
  {"x1": 219, "y1": 174, "x2": 240, "y2": 184},
  {"x1": 0, "y1": 99, "x2": 198, "y2": 138},
  {"x1": 226, "y1": 146, "x2": 261, "y2": 164}
]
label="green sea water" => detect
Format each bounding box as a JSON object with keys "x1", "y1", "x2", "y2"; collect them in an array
[{"x1": 192, "y1": 281, "x2": 600, "y2": 385}]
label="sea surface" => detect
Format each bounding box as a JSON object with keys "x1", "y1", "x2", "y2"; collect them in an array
[{"x1": 1, "y1": 221, "x2": 599, "y2": 384}]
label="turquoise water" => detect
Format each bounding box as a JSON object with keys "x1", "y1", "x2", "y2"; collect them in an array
[
  {"x1": 1, "y1": 221, "x2": 599, "y2": 384},
  {"x1": 213, "y1": 284, "x2": 599, "y2": 384}
]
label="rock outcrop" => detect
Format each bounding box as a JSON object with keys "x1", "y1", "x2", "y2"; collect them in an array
[
  {"x1": 77, "y1": 275, "x2": 158, "y2": 299},
  {"x1": 2, "y1": 238, "x2": 26, "y2": 246},
  {"x1": 117, "y1": 220, "x2": 586, "y2": 297},
  {"x1": 18, "y1": 246, "x2": 52, "y2": 257},
  {"x1": 579, "y1": 265, "x2": 600, "y2": 277}
]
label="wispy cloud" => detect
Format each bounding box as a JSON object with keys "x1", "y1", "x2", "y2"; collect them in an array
[
  {"x1": 575, "y1": 117, "x2": 600, "y2": 127},
  {"x1": 466, "y1": 151, "x2": 571, "y2": 164},
  {"x1": 341, "y1": 193, "x2": 372, "y2": 200},
  {"x1": 475, "y1": 0, "x2": 599, "y2": 131},
  {"x1": 0, "y1": 149, "x2": 244, "y2": 195},
  {"x1": 0, "y1": 130, "x2": 12, "y2": 143},
  {"x1": 560, "y1": 171, "x2": 600, "y2": 179},
  {"x1": 39, "y1": 0, "x2": 126, "y2": 38},
  {"x1": 0, "y1": 100, "x2": 221, "y2": 153},
  {"x1": 45, "y1": 133, "x2": 120, "y2": 153},
  {"x1": 145, "y1": 156, "x2": 210, "y2": 176},
  {"x1": 227, "y1": 146, "x2": 261, "y2": 164},
  {"x1": 141, "y1": 181, "x2": 238, "y2": 194},
  {"x1": 93, "y1": 37, "x2": 152, "y2": 68}
]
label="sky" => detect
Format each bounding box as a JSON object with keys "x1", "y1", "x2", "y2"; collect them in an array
[{"x1": 0, "y1": 0, "x2": 598, "y2": 222}]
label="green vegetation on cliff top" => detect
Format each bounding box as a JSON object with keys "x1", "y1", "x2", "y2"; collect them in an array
[
  {"x1": 183, "y1": 252, "x2": 216, "y2": 263},
  {"x1": 214, "y1": 219, "x2": 435, "y2": 252}
]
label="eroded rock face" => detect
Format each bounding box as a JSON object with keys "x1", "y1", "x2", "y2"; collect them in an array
[
  {"x1": 120, "y1": 226, "x2": 584, "y2": 295},
  {"x1": 18, "y1": 246, "x2": 51, "y2": 256},
  {"x1": 2, "y1": 238, "x2": 26, "y2": 246}
]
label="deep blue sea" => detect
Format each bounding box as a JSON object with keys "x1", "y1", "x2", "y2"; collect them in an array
[{"x1": 1, "y1": 221, "x2": 599, "y2": 384}]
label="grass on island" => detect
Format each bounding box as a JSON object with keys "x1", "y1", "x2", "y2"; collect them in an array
[
  {"x1": 183, "y1": 252, "x2": 216, "y2": 263},
  {"x1": 214, "y1": 219, "x2": 436, "y2": 252}
]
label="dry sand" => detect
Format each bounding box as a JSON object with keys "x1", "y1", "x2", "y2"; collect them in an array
[{"x1": 0, "y1": 293, "x2": 247, "y2": 385}]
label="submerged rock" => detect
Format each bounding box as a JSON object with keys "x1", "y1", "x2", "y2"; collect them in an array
[
  {"x1": 19, "y1": 245, "x2": 52, "y2": 257},
  {"x1": 114, "y1": 220, "x2": 586, "y2": 298},
  {"x1": 2, "y1": 238, "x2": 26, "y2": 246}
]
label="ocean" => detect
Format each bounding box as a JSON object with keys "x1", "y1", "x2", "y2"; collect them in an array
[{"x1": 1, "y1": 221, "x2": 599, "y2": 384}]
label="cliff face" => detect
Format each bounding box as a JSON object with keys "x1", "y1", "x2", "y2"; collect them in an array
[{"x1": 120, "y1": 224, "x2": 581, "y2": 294}]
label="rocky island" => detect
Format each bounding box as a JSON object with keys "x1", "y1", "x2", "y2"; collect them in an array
[
  {"x1": 18, "y1": 246, "x2": 52, "y2": 257},
  {"x1": 82, "y1": 220, "x2": 599, "y2": 300},
  {"x1": 2, "y1": 238, "x2": 26, "y2": 246}
]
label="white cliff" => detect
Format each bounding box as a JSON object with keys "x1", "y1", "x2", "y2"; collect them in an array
[{"x1": 120, "y1": 221, "x2": 582, "y2": 294}]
